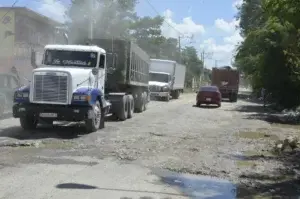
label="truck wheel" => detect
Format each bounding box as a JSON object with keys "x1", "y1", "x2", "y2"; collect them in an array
[
  {"x1": 127, "y1": 95, "x2": 134, "y2": 118},
  {"x1": 173, "y1": 90, "x2": 180, "y2": 99},
  {"x1": 0, "y1": 102, "x2": 4, "y2": 117},
  {"x1": 99, "y1": 107, "x2": 105, "y2": 129},
  {"x1": 135, "y1": 92, "x2": 144, "y2": 113},
  {"x1": 20, "y1": 115, "x2": 38, "y2": 130},
  {"x1": 164, "y1": 95, "x2": 170, "y2": 102},
  {"x1": 142, "y1": 92, "x2": 148, "y2": 111},
  {"x1": 85, "y1": 100, "x2": 102, "y2": 133},
  {"x1": 117, "y1": 95, "x2": 128, "y2": 121}
]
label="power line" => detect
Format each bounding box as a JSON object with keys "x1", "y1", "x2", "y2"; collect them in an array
[
  {"x1": 0, "y1": 0, "x2": 19, "y2": 23},
  {"x1": 144, "y1": 0, "x2": 188, "y2": 37}
]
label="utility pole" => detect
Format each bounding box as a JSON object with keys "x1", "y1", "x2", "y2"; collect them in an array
[
  {"x1": 89, "y1": 0, "x2": 94, "y2": 40},
  {"x1": 178, "y1": 35, "x2": 181, "y2": 64},
  {"x1": 200, "y1": 50, "x2": 205, "y2": 85},
  {"x1": 215, "y1": 60, "x2": 218, "y2": 67}
]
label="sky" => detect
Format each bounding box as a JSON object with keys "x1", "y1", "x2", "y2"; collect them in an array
[{"x1": 0, "y1": 0, "x2": 243, "y2": 68}]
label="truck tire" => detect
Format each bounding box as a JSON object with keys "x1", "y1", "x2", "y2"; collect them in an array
[
  {"x1": 173, "y1": 90, "x2": 180, "y2": 99},
  {"x1": 142, "y1": 92, "x2": 148, "y2": 111},
  {"x1": 127, "y1": 95, "x2": 134, "y2": 118},
  {"x1": 0, "y1": 101, "x2": 4, "y2": 117},
  {"x1": 20, "y1": 115, "x2": 38, "y2": 130},
  {"x1": 135, "y1": 92, "x2": 144, "y2": 113},
  {"x1": 163, "y1": 95, "x2": 170, "y2": 102},
  {"x1": 117, "y1": 95, "x2": 128, "y2": 121},
  {"x1": 85, "y1": 100, "x2": 103, "y2": 133},
  {"x1": 229, "y1": 93, "x2": 238, "y2": 102}
]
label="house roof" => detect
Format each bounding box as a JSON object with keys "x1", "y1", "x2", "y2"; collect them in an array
[{"x1": 0, "y1": 7, "x2": 61, "y2": 27}]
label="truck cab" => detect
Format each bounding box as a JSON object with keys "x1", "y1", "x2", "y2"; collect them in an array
[
  {"x1": 149, "y1": 71, "x2": 173, "y2": 101},
  {"x1": 13, "y1": 44, "x2": 108, "y2": 132},
  {"x1": 149, "y1": 59, "x2": 186, "y2": 101}
]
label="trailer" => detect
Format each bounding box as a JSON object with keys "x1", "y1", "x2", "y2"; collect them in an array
[
  {"x1": 149, "y1": 59, "x2": 186, "y2": 101},
  {"x1": 12, "y1": 38, "x2": 150, "y2": 132},
  {"x1": 211, "y1": 66, "x2": 239, "y2": 102},
  {"x1": 89, "y1": 38, "x2": 150, "y2": 117}
]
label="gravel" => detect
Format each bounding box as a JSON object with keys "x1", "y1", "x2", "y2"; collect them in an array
[{"x1": 0, "y1": 93, "x2": 299, "y2": 197}]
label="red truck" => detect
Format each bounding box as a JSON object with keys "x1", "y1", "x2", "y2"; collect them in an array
[{"x1": 211, "y1": 66, "x2": 239, "y2": 102}]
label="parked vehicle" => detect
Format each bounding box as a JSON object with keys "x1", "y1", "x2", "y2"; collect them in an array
[
  {"x1": 0, "y1": 73, "x2": 21, "y2": 117},
  {"x1": 149, "y1": 59, "x2": 186, "y2": 101},
  {"x1": 12, "y1": 38, "x2": 150, "y2": 132},
  {"x1": 196, "y1": 86, "x2": 221, "y2": 107},
  {"x1": 211, "y1": 66, "x2": 239, "y2": 102}
]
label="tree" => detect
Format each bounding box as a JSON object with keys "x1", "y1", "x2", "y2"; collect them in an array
[
  {"x1": 235, "y1": 0, "x2": 300, "y2": 108},
  {"x1": 181, "y1": 46, "x2": 203, "y2": 87}
]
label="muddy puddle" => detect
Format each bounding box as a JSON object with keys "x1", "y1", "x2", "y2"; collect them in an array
[{"x1": 152, "y1": 168, "x2": 237, "y2": 198}]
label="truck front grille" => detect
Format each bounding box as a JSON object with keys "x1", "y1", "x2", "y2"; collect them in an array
[
  {"x1": 33, "y1": 73, "x2": 68, "y2": 104},
  {"x1": 150, "y1": 85, "x2": 161, "y2": 92}
]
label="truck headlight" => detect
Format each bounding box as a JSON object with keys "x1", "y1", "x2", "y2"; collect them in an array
[
  {"x1": 162, "y1": 86, "x2": 169, "y2": 92},
  {"x1": 14, "y1": 92, "x2": 29, "y2": 99},
  {"x1": 73, "y1": 95, "x2": 90, "y2": 101}
]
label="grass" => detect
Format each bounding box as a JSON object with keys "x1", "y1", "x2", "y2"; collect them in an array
[
  {"x1": 236, "y1": 131, "x2": 279, "y2": 140},
  {"x1": 271, "y1": 123, "x2": 300, "y2": 130},
  {"x1": 236, "y1": 160, "x2": 257, "y2": 168},
  {"x1": 41, "y1": 140, "x2": 75, "y2": 149}
]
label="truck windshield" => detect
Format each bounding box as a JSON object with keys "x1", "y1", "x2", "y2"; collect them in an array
[
  {"x1": 43, "y1": 50, "x2": 98, "y2": 68},
  {"x1": 149, "y1": 73, "x2": 169, "y2": 83}
]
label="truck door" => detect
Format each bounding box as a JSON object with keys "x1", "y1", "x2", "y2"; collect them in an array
[{"x1": 97, "y1": 54, "x2": 106, "y2": 92}]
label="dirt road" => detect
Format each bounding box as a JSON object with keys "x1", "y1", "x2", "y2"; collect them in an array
[{"x1": 0, "y1": 93, "x2": 299, "y2": 198}]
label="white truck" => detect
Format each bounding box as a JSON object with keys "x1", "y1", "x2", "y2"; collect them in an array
[
  {"x1": 12, "y1": 39, "x2": 150, "y2": 132},
  {"x1": 149, "y1": 59, "x2": 186, "y2": 101}
]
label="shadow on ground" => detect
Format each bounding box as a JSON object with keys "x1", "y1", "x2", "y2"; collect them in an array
[
  {"x1": 56, "y1": 182, "x2": 184, "y2": 198},
  {"x1": 0, "y1": 124, "x2": 86, "y2": 140},
  {"x1": 192, "y1": 105, "x2": 220, "y2": 109},
  {"x1": 235, "y1": 150, "x2": 300, "y2": 198}
]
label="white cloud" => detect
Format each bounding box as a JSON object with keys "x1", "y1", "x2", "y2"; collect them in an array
[
  {"x1": 160, "y1": 9, "x2": 243, "y2": 68},
  {"x1": 214, "y1": 18, "x2": 239, "y2": 33},
  {"x1": 36, "y1": 0, "x2": 66, "y2": 22},
  {"x1": 232, "y1": 0, "x2": 243, "y2": 11},
  {"x1": 161, "y1": 9, "x2": 205, "y2": 39}
]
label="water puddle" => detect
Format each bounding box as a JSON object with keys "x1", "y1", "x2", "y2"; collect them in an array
[{"x1": 152, "y1": 168, "x2": 237, "y2": 199}]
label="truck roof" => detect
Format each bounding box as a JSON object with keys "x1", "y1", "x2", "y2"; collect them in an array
[
  {"x1": 44, "y1": 45, "x2": 106, "y2": 54},
  {"x1": 149, "y1": 71, "x2": 170, "y2": 75},
  {"x1": 150, "y1": 59, "x2": 176, "y2": 64}
]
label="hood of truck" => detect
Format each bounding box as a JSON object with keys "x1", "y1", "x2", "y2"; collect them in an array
[
  {"x1": 149, "y1": 81, "x2": 169, "y2": 87},
  {"x1": 32, "y1": 66, "x2": 95, "y2": 92}
]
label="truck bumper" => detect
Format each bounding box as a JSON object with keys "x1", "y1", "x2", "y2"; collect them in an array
[
  {"x1": 150, "y1": 92, "x2": 169, "y2": 97},
  {"x1": 13, "y1": 103, "x2": 93, "y2": 121}
]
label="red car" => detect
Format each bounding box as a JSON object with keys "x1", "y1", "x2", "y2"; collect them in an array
[{"x1": 196, "y1": 86, "x2": 221, "y2": 107}]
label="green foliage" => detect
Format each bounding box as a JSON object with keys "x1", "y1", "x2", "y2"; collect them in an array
[
  {"x1": 181, "y1": 46, "x2": 203, "y2": 87},
  {"x1": 235, "y1": 0, "x2": 300, "y2": 108},
  {"x1": 66, "y1": 0, "x2": 203, "y2": 88}
]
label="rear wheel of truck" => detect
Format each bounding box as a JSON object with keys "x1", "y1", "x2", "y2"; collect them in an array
[
  {"x1": 135, "y1": 92, "x2": 144, "y2": 113},
  {"x1": 173, "y1": 90, "x2": 180, "y2": 99},
  {"x1": 117, "y1": 95, "x2": 128, "y2": 121},
  {"x1": 0, "y1": 102, "x2": 4, "y2": 117},
  {"x1": 142, "y1": 92, "x2": 148, "y2": 111},
  {"x1": 85, "y1": 100, "x2": 103, "y2": 133},
  {"x1": 229, "y1": 93, "x2": 238, "y2": 102},
  {"x1": 127, "y1": 95, "x2": 134, "y2": 118},
  {"x1": 20, "y1": 115, "x2": 38, "y2": 130}
]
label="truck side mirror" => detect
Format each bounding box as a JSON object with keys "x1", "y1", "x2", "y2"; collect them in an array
[{"x1": 31, "y1": 50, "x2": 37, "y2": 69}]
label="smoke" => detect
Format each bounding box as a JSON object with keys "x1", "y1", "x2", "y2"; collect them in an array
[{"x1": 67, "y1": 0, "x2": 137, "y2": 43}]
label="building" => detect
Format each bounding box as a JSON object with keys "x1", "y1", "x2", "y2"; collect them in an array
[{"x1": 0, "y1": 7, "x2": 61, "y2": 80}]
